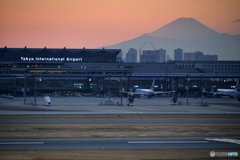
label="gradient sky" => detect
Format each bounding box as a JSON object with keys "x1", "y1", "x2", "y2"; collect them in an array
[{"x1": 0, "y1": 0, "x2": 239, "y2": 49}]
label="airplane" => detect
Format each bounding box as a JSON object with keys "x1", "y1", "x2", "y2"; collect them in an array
[
  {"x1": 230, "y1": 80, "x2": 240, "y2": 102},
  {"x1": 210, "y1": 79, "x2": 239, "y2": 98},
  {"x1": 127, "y1": 79, "x2": 174, "y2": 98}
]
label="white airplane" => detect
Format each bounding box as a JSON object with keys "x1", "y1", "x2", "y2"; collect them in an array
[
  {"x1": 128, "y1": 79, "x2": 174, "y2": 98},
  {"x1": 211, "y1": 79, "x2": 239, "y2": 98},
  {"x1": 230, "y1": 80, "x2": 240, "y2": 101}
]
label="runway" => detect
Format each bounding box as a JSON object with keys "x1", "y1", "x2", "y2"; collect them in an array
[{"x1": 0, "y1": 137, "x2": 239, "y2": 150}]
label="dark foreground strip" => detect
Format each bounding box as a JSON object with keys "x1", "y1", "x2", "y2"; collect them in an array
[{"x1": 0, "y1": 120, "x2": 240, "y2": 124}]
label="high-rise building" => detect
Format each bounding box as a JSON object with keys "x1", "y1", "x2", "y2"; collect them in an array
[
  {"x1": 140, "y1": 50, "x2": 156, "y2": 62},
  {"x1": 117, "y1": 50, "x2": 123, "y2": 62},
  {"x1": 140, "y1": 48, "x2": 166, "y2": 63},
  {"x1": 156, "y1": 48, "x2": 166, "y2": 63},
  {"x1": 198, "y1": 55, "x2": 218, "y2": 61},
  {"x1": 184, "y1": 51, "x2": 204, "y2": 61},
  {"x1": 126, "y1": 48, "x2": 137, "y2": 62},
  {"x1": 174, "y1": 48, "x2": 183, "y2": 61},
  {"x1": 195, "y1": 51, "x2": 204, "y2": 60}
]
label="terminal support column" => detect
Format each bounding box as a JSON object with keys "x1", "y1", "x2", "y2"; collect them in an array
[
  {"x1": 108, "y1": 74, "x2": 110, "y2": 101},
  {"x1": 120, "y1": 74, "x2": 123, "y2": 106},
  {"x1": 34, "y1": 74, "x2": 36, "y2": 106},
  {"x1": 24, "y1": 73, "x2": 26, "y2": 105},
  {"x1": 165, "y1": 67, "x2": 168, "y2": 92}
]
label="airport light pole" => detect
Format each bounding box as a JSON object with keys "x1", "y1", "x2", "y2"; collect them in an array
[
  {"x1": 127, "y1": 74, "x2": 130, "y2": 89},
  {"x1": 201, "y1": 74, "x2": 203, "y2": 106},
  {"x1": 24, "y1": 73, "x2": 26, "y2": 105},
  {"x1": 165, "y1": 67, "x2": 168, "y2": 92},
  {"x1": 120, "y1": 74, "x2": 123, "y2": 106},
  {"x1": 70, "y1": 69, "x2": 71, "y2": 96},
  {"x1": 186, "y1": 74, "x2": 189, "y2": 105}
]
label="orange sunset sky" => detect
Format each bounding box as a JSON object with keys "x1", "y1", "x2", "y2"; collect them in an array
[{"x1": 0, "y1": 0, "x2": 240, "y2": 49}]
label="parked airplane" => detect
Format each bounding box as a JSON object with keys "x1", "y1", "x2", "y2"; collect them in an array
[
  {"x1": 230, "y1": 80, "x2": 240, "y2": 101},
  {"x1": 127, "y1": 79, "x2": 174, "y2": 98},
  {"x1": 211, "y1": 79, "x2": 239, "y2": 98}
]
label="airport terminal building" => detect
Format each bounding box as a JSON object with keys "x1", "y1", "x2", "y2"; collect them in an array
[{"x1": 1, "y1": 47, "x2": 240, "y2": 97}]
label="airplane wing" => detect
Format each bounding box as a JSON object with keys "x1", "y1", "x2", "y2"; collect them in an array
[
  {"x1": 124, "y1": 92, "x2": 142, "y2": 96},
  {"x1": 124, "y1": 91, "x2": 134, "y2": 95},
  {"x1": 154, "y1": 91, "x2": 175, "y2": 95}
]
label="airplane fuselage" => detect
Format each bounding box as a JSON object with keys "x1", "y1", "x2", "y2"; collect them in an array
[{"x1": 135, "y1": 89, "x2": 154, "y2": 97}]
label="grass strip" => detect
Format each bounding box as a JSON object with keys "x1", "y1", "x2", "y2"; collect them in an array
[
  {"x1": 0, "y1": 150, "x2": 240, "y2": 160},
  {"x1": 0, "y1": 123, "x2": 239, "y2": 138}
]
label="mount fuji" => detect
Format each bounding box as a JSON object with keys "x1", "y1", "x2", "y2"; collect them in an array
[
  {"x1": 102, "y1": 18, "x2": 240, "y2": 61},
  {"x1": 146, "y1": 17, "x2": 220, "y2": 40}
]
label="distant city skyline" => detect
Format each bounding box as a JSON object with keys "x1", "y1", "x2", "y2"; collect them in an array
[{"x1": 0, "y1": 0, "x2": 240, "y2": 49}]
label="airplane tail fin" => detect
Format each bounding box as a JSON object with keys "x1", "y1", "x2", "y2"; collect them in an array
[
  {"x1": 235, "y1": 79, "x2": 239, "y2": 92},
  {"x1": 231, "y1": 92, "x2": 240, "y2": 99},
  {"x1": 151, "y1": 79, "x2": 155, "y2": 91}
]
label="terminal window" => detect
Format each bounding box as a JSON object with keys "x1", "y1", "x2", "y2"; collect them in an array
[{"x1": 74, "y1": 83, "x2": 83, "y2": 88}]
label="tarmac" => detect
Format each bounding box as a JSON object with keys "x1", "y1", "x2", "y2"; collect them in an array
[
  {"x1": 0, "y1": 96, "x2": 240, "y2": 115},
  {"x1": 1, "y1": 137, "x2": 240, "y2": 150}
]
